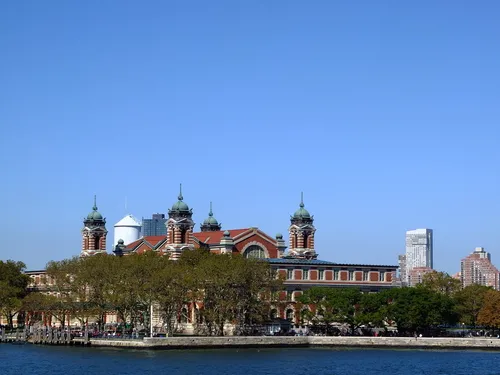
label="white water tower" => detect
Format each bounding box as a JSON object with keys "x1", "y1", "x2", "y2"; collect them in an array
[{"x1": 114, "y1": 214, "x2": 142, "y2": 247}]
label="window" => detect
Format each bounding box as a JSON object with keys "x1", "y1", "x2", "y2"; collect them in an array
[
  {"x1": 286, "y1": 291, "x2": 292, "y2": 301},
  {"x1": 287, "y1": 269, "x2": 293, "y2": 280},
  {"x1": 349, "y1": 271, "x2": 354, "y2": 281},
  {"x1": 363, "y1": 271, "x2": 369, "y2": 281},
  {"x1": 334, "y1": 270, "x2": 339, "y2": 280},
  {"x1": 303, "y1": 269, "x2": 309, "y2": 280},
  {"x1": 318, "y1": 270, "x2": 324, "y2": 280},
  {"x1": 244, "y1": 245, "x2": 266, "y2": 259},
  {"x1": 379, "y1": 272, "x2": 385, "y2": 281}
]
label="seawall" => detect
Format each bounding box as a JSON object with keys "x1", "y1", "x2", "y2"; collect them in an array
[{"x1": 82, "y1": 336, "x2": 500, "y2": 350}]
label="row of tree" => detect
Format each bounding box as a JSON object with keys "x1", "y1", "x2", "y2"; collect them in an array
[
  {"x1": 2, "y1": 255, "x2": 500, "y2": 336},
  {"x1": 2, "y1": 251, "x2": 281, "y2": 336},
  {"x1": 297, "y1": 272, "x2": 500, "y2": 335}
]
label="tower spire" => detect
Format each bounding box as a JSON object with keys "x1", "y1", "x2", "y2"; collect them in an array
[
  {"x1": 209, "y1": 201, "x2": 213, "y2": 217},
  {"x1": 300, "y1": 191, "x2": 304, "y2": 208},
  {"x1": 178, "y1": 183, "x2": 183, "y2": 201},
  {"x1": 93, "y1": 195, "x2": 98, "y2": 211}
]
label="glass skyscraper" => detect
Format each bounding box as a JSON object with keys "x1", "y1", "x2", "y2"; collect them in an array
[
  {"x1": 142, "y1": 213, "x2": 167, "y2": 236},
  {"x1": 405, "y1": 228, "x2": 433, "y2": 283}
]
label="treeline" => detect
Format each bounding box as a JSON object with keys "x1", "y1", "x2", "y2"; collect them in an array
[
  {"x1": 3, "y1": 256, "x2": 500, "y2": 337},
  {"x1": 298, "y1": 272, "x2": 500, "y2": 335},
  {"x1": 1, "y1": 251, "x2": 281, "y2": 336}
]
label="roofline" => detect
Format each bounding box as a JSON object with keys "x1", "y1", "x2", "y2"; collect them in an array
[{"x1": 265, "y1": 259, "x2": 398, "y2": 268}]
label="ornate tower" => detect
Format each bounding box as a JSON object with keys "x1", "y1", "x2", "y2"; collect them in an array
[
  {"x1": 200, "y1": 202, "x2": 222, "y2": 232},
  {"x1": 287, "y1": 192, "x2": 317, "y2": 259},
  {"x1": 164, "y1": 184, "x2": 195, "y2": 260},
  {"x1": 81, "y1": 196, "x2": 108, "y2": 257}
]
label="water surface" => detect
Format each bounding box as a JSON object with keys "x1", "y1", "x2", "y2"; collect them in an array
[{"x1": 1, "y1": 344, "x2": 499, "y2": 375}]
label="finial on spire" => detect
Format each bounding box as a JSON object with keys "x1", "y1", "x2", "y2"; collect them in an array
[
  {"x1": 300, "y1": 192, "x2": 304, "y2": 208},
  {"x1": 178, "y1": 183, "x2": 183, "y2": 201},
  {"x1": 93, "y1": 195, "x2": 98, "y2": 211},
  {"x1": 209, "y1": 201, "x2": 213, "y2": 217}
]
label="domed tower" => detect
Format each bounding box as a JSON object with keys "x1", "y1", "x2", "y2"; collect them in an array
[
  {"x1": 200, "y1": 202, "x2": 222, "y2": 232},
  {"x1": 287, "y1": 192, "x2": 317, "y2": 259},
  {"x1": 165, "y1": 184, "x2": 195, "y2": 260},
  {"x1": 81, "y1": 195, "x2": 108, "y2": 257}
]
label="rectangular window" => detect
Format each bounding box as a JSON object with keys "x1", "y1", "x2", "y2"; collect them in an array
[
  {"x1": 303, "y1": 269, "x2": 309, "y2": 280},
  {"x1": 334, "y1": 270, "x2": 339, "y2": 280},
  {"x1": 318, "y1": 270, "x2": 324, "y2": 280},
  {"x1": 349, "y1": 271, "x2": 354, "y2": 281},
  {"x1": 363, "y1": 271, "x2": 369, "y2": 281},
  {"x1": 287, "y1": 269, "x2": 293, "y2": 280},
  {"x1": 286, "y1": 291, "x2": 292, "y2": 301},
  {"x1": 379, "y1": 272, "x2": 385, "y2": 282}
]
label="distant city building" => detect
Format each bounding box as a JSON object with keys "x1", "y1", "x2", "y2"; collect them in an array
[
  {"x1": 142, "y1": 213, "x2": 167, "y2": 236},
  {"x1": 405, "y1": 229, "x2": 433, "y2": 284},
  {"x1": 398, "y1": 254, "x2": 407, "y2": 286},
  {"x1": 407, "y1": 266, "x2": 434, "y2": 286},
  {"x1": 460, "y1": 247, "x2": 500, "y2": 290},
  {"x1": 114, "y1": 214, "x2": 141, "y2": 247}
]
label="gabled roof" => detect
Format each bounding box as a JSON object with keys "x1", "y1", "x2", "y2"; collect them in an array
[
  {"x1": 124, "y1": 235, "x2": 169, "y2": 251},
  {"x1": 192, "y1": 229, "x2": 250, "y2": 245},
  {"x1": 144, "y1": 236, "x2": 168, "y2": 247}
]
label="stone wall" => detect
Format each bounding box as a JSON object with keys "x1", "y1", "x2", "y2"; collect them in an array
[{"x1": 87, "y1": 336, "x2": 500, "y2": 350}]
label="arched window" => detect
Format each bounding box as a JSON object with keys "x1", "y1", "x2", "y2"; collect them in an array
[
  {"x1": 286, "y1": 309, "x2": 294, "y2": 321},
  {"x1": 244, "y1": 245, "x2": 266, "y2": 259}
]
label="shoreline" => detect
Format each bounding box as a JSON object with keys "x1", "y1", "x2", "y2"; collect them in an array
[{"x1": 66, "y1": 336, "x2": 500, "y2": 351}]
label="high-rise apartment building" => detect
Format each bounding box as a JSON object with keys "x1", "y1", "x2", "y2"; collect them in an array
[
  {"x1": 405, "y1": 228, "x2": 433, "y2": 284},
  {"x1": 461, "y1": 247, "x2": 500, "y2": 290},
  {"x1": 142, "y1": 213, "x2": 167, "y2": 236},
  {"x1": 398, "y1": 254, "x2": 407, "y2": 286}
]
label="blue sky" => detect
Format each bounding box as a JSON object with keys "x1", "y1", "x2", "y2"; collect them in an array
[{"x1": 1, "y1": 0, "x2": 499, "y2": 273}]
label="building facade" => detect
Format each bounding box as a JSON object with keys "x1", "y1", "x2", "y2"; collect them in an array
[
  {"x1": 460, "y1": 247, "x2": 500, "y2": 290},
  {"x1": 142, "y1": 214, "x2": 167, "y2": 236},
  {"x1": 7, "y1": 189, "x2": 398, "y2": 329},
  {"x1": 407, "y1": 266, "x2": 434, "y2": 287},
  {"x1": 405, "y1": 228, "x2": 433, "y2": 284}
]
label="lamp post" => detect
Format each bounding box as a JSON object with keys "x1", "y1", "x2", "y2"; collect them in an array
[{"x1": 462, "y1": 322, "x2": 465, "y2": 337}]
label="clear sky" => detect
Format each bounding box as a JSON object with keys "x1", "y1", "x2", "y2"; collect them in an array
[{"x1": 1, "y1": 0, "x2": 499, "y2": 273}]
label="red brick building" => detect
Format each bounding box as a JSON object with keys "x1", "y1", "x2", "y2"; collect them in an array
[
  {"x1": 461, "y1": 247, "x2": 500, "y2": 290},
  {"x1": 111, "y1": 189, "x2": 398, "y2": 326}
]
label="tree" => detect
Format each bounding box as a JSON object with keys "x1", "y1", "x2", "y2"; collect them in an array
[
  {"x1": 419, "y1": 271, "x2": 461, "y2": 296},
  {"x1": 45, "y1": 257, "x2": 81, "y2": 327},
  {"x1": 21, "y1": 292, "x2": 52, "y2": 326},
  {"x1": 383, "y1": 287, "x2": 457, "y2": 335},
  {"x1": 477, "y1": 290, "x2": 500, "y2": 329},
  {"x1": 0, "y1": 260, "x2": 30, "y2": 328},
  {"x1": 454, "y1": 284, "x2": 491, "y2": 327}
]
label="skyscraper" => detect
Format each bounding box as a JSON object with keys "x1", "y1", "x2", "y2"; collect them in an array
[
  {"x1": 142, "y1": 213, "x2": 167, "y2": 236},
  {"x1": 405, "y1": 228, "x2": 433, "y2": 284}
]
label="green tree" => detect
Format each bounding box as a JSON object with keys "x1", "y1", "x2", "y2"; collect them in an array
[
  {"x1": 419, "y1": 271, "x2": 461, "y2": 296},
  {"x1": 0, "y1": 260, "x2": 30, "y2": 328},
  {"x1": 454, "y1": 284, "x2": 491, "y2": 327},
  {"x1": 383, "y1": 287, "x2": 457, "y2": 335}
]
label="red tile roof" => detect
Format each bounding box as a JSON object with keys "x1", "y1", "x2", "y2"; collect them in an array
[
  {"x1": 192, "y1": 229, "x2": 250, "y2": 245},
  {"x1": 144, "y1": 236, "x2": 168, "y2": 246},
  {"x1": 124, "y1": 228, "x2": 270, "y2": 250},
  {"x1": 125, "y1": 238, "x2": 144, "y2": 250}
]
